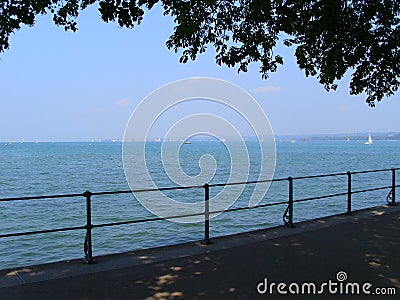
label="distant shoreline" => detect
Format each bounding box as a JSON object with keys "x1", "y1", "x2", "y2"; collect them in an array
[
  {"x1": 2, "y1": 132, "x2": 400, "y2": 143},
  {"x1": 276, "y1": 132, "x2": 400, "y2": 141}
]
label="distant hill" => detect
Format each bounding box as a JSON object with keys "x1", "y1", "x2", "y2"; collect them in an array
[{"x1": 277, "y1": 132, "x2": 400, "y2": 141}]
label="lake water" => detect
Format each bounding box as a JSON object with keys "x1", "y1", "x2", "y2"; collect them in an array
[{"x1": 0, "y1": 140, "x2": 399, "y2": 269}]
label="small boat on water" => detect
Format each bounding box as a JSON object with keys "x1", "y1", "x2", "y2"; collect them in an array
[
  {"x1": 184, "y1": 141, "x2": 191, "y2": 144},
  {"x1": 365, "y1": 133, "x2": 373, "y2": 145}
]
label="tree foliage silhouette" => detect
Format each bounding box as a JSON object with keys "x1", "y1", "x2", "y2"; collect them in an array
[{"x1": 1, "y1": 0, "x2": 398, "y2": 106}]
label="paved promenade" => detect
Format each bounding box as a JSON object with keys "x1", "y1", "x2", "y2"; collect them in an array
[{"x1": 0, "y1": 205, "x2": 399, "y2": 299}]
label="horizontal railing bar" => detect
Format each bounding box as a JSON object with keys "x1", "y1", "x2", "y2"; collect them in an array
[
  {"x1": 351, "y1": 168, "x2": 399, "y2": 175},
  {"x1": 0, "y1": 225, "x2": 85, "y2": 238},
  {"x1": 211, "y1": 200, "x2": 289, "y2": 215},
  {"x1": 292, "y1": 172, "x2": 348, "y2": 180},
  {"x1": 294, "y1": 192, "x2": 349, "y2": 203},
  {"x1": 164, "y1": 212, "x2": 205, "y2": 220},
  {"x1": 142, "y1": 185, "x2": 203, "y2": 192},
  {"x1": 289, "y1": 167, "x2": 400, "y2": 181},
  {"x1": 351, "y1": 186, "x2": 392, "y2": 195},
  {"x1": 92, "y1": 185, "x2": 203, "y2": 196},
  {"x1": 209, "y1": 177, "x2": 288, "y2": 187},
  {"x1": 91, "y1": 190, "x2": 132, "y2": 196},
  {"x1": 0, "y1": 193, "x2": 84, "y2": 202},
  {"x1": 93, "y1": 217, "x2": 164, "y2": 228},
  {"x1": 210, "y1": 170, "x2": 399, "y2": 190},
  {"x1": 93, "y1": 212, "x2": 205, "y2": 228}
]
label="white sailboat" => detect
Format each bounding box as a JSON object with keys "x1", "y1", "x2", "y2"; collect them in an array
[{"x1": 364, "y1": 133, "x2": 373, "y2": 145}]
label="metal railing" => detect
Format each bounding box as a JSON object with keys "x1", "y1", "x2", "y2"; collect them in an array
[{"x1": 0, "y1": 167, "x2": 398, "y2": 264}]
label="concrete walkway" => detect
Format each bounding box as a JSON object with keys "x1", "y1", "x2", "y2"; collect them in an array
[{"x1": 0, "y1": 205, "x2": 399, "y2": 299}]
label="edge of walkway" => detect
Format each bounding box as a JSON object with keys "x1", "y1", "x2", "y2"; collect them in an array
[{"x1": 1, "y1": 204, "x2": 399, "y2": 288}]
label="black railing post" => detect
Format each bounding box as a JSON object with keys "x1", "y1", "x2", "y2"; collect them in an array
[
  {"x1": 202, "y1": 184, "x2": 212, "y2": 245},
  {"x1": 287, "y1": 177, "x2": 295, "y2": 227},
  {"x1": 83, "y1": 191, "x2": 95, "y2": 264},
  {"x1": 347, "y1": 171, "x2": 352, "y2": 214},
  {"x1": 389, "y1": 168, "x2": 397, "y2": 206}
]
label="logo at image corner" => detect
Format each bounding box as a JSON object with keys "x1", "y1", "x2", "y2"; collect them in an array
[
  {"x1": 122, "y1": 77, "x2": 276, "y2": 223},
  {"x1": 256, "y1": 271, "x2": 397, "y2": 296}
]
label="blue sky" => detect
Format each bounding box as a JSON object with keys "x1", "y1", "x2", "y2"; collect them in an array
[{"x1": 0, "y1": 4, "x2": 399, "y2": 141}]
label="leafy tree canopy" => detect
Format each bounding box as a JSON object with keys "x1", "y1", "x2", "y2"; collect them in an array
[{"x1": 1, "y1": 0, "x2": 399, "y2": 106}]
